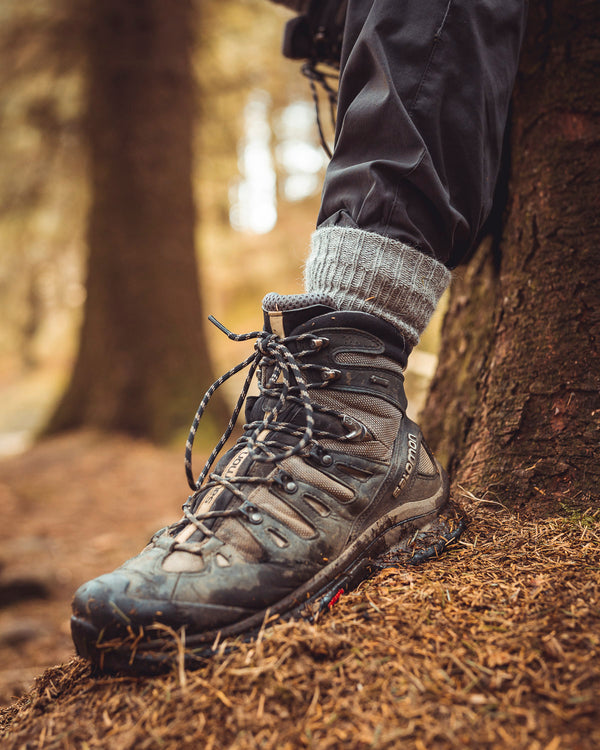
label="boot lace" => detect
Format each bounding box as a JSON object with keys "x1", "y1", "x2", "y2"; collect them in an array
[{"x1": 158, "y1": 317, "x2": 350, "y2": 550}]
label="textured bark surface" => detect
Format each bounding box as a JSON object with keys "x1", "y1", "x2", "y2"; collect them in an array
[
  {"x1": 421, "y1": 0, "x2": 600, "y2": 516},
  {"x1": 47, "y1": 0, "x2": 225, "y2": 441}
]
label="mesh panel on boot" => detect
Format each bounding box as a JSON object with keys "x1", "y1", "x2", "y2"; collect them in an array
[
  {"x1": 311, "y1": 390, "x2": 402, "y2": 462},
  {"x1": 247, "y1": 485, "x2": 316, "y2": 538},
  {"x1": 280, "y1": 455, "x2": 354, "y2": 501},
  {"x1": 334, "y1": 352, "x2": 405, "y2": 374},
  {"x1": 417, "y1": 445, "x2": 437, "y2": 476}
]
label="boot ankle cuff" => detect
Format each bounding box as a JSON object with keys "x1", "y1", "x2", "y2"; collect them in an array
[{"x1": 304, "y1": 226, "x2": 451, "y2": 348}]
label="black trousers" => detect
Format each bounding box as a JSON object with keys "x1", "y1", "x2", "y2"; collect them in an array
[{"x1": 317, "y1": 0, "x2": 528, "y2": 268}]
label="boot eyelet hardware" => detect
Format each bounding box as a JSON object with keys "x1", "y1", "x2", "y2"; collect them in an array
[
  {"x1": 321, "y1": 368, "x2": 341, "y2": 382},
  {"x1": 239, "y1": 502, "x2": 263, "y2": 524},
  {"x1": 311, "y1": 336, "x2": 329, "y2": 351},
  {"x1": 342, "y1": 415, "x2": 368, "y2": 441},
  {"x1": 309, "y1": 445, "x2": 333, "y2": 467},
  {"x1": 273, "y1": 471, "x2": 297, "y2": 493}
]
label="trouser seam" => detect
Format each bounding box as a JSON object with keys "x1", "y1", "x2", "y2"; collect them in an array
[
  {"x1": 408, "y1": 0, "x2": 454, "y2": 117},
  {"x1": 383, "y1": 149, "x2": 428, "y2": 243}
]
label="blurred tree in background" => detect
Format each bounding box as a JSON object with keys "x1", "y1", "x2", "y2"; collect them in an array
[
  {"x1": 0, "y1": 0, "x2": 86, "y2": 370},
  {"x1": 46, "y1": 0, "x2": 227, "y2": 441},
  {"x1": 0, "y1": 0, "x2": 322, "y2": 448}
]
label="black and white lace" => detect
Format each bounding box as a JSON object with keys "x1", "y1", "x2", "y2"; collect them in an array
[{"x1": 162, "y1": 317, "x2": 346, "y2": 550}]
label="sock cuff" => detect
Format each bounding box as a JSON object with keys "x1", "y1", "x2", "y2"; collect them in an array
[{"x1": 304, "y1": 226, "x2": 451, "y2": 347}]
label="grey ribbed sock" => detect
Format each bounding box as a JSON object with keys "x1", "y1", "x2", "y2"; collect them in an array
[{"x1": 304, "y1": 226, "x2": 451, "y2": 348}]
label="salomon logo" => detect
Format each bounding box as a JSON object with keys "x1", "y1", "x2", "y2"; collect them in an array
[{"x1": 393, "y1": 433, "x2": 418, "y2": 498}]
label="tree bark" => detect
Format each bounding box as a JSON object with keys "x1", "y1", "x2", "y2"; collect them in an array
[
  {"x1": 421, "y1": 0, "x2": 600, "y2": 516},
  {"x1": 47, "y1": 0, "x2": 226, "y2": 442}
]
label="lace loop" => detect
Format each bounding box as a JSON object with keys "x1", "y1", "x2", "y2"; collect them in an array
[
  {"x1": 173, "y1": 316, "x2": 350, "y2": 553},
  {"x1": 184, "y1": 318, "x2": 334, "y2": 492}
]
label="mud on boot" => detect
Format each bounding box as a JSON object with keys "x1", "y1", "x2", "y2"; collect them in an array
[{"x1": 71, "y1": 293, "x2": 465, "y2": 673}]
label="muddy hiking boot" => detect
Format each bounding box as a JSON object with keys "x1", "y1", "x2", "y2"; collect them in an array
[{"x1": 71, "y1": 294, "x2": 464, "y2": 673}]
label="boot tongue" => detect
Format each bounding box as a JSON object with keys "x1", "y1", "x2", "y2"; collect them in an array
[{"x1": 262, "y1": 292, "x2": 336, "y2": 337}]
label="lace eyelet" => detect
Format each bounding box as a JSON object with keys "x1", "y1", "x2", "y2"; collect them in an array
[
  {"x1": 342, "y1": 415, "x2": 368, "y2": 441},
  {"x1": 321, "y1": 368, "x2": 341, "y2": 382},
  {"x1": 309, "y1": 445, "x2": 333, "y2": 467},
  {"x1": 311, "y1": 336, "x2": 329, "y2": 351},
  {"x1": 239, "y1": 502, "x2": 263, "y2": 524},
  {"x1": 273, "y1": 471, "x2": 297, "y2": 494}
]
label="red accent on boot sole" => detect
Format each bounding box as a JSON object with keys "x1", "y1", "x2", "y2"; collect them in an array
[{"x1": 328, "y1": 588, "x2": 344, "y2": 608}]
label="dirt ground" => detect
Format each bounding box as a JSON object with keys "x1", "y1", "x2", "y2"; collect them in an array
[
  {"x1": 0, "y1": 431, "x2": 187, "y2": 705},
  {"x1": 0, "y1": 431, "x2": 599, "y2": 748}
]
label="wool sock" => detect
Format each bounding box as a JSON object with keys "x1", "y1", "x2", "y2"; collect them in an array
[{"x1": 304, "y1": 226, "x2": 451, "y2": 351}]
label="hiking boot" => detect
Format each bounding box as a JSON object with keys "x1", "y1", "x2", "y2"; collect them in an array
[{"x1": 71, "y1": 293, "x2": 460, "y2": 672}]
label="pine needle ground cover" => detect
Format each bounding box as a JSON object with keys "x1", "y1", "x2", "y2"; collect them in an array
[{"x1": 2, "y1": 477, "x2": 598, "y2": 749}]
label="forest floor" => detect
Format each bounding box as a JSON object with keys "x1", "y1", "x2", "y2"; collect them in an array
[{"x1": 0, "y1": 430, "x2": 598, "y2": 749}]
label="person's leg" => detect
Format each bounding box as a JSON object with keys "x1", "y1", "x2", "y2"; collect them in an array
[
  {"x1": 307, "y1": 0, "x2": 528, "y2": 347},
  {"x1": 70, "y1": 0, "x2": 527, "y2": 671}
]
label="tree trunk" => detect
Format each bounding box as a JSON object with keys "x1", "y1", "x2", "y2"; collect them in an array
[
  {"x1": 421, "y1": 0, "x2": 600, "y2": 516},
  {"x1": 47, "y1": 0, "x2": 226, "y2": 442}
]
